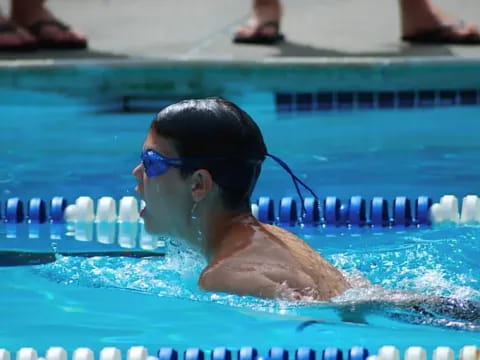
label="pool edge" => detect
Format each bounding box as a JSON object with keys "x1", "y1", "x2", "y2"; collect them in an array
[{"x1": 1, "y1": 56, "x2": 479, "y2": 105}]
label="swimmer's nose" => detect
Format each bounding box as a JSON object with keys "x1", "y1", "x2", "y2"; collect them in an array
[
  {"x1": 132, "y1": 163, "x2": 143, "y2": 180},
  {"x1": 134, "y1": 184, "x2": 144, "y2": 198},
  {"x1": 133, "y1": 163, "x2": 145, "y2": 197}
]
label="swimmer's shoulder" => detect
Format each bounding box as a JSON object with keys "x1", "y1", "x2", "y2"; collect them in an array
[
  {"x1": 197, "y1": 216, "x2": 324, "y2": 299},
  {"x1": 259, "y1": 222, "x2": 351, "y2": 299},
  {"x1": 199, "y1": 239, "x2": 315, "y2": 300},
  {"x1": 219, "y1": 216, "x2": 299, "y2": 259},
  {"x1": 262, "y1": 223, "x2": 305, "y2": 243},
  {"x1": 236, "y1": 216, "x2": 308, "y2": 253},
  {"x1": 262, "y1": 223, "x2": 325, "y2": 260},
  {"x1": 198, "y1": 256, "x2": 292, "y2": 299}
]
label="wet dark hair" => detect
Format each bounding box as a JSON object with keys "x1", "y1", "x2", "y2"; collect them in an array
[{"x1": 150, "y1": 97, "x2": 267, "y2": 211}]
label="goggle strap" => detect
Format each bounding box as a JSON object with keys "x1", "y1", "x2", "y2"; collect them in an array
[{"x1": 266, "y1": 153, "x2": 320, "y2": 218}]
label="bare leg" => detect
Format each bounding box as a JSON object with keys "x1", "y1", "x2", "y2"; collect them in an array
[
  {"x1": 235, "y1": 0, "x2": 282, "y2": 39},
  {"x1": 11, "y1": 0, "x2": 87, "y2": 46},
  {"x1": 400, "y1": 0, "x2": 480, "y2": 40}
]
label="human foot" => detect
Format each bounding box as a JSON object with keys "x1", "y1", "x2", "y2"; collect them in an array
[
  {"x1": 233, "y1": 0, "x2": 284, "y2": 44},
  {"x1": 0, "y1": 15, "x2": 37, "y2": 51},
  {"x1": 400, "y1": 0, "x2": 480, "y2": 44},
  {"x1": 12, "y1": 3, "x2": 87, "y2": 49}
]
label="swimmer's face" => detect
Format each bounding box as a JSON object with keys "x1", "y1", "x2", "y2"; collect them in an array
[{"x1": 132, "y1": 131, "x2": 192, "y2": 235}]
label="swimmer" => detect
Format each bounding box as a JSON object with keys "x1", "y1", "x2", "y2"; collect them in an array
[
  {"x1": 132, "y1": 97, "x2": 480, "y2": 326},
  {"x1": 132, "y1": 97, "x2": 349, "y2": 301}
]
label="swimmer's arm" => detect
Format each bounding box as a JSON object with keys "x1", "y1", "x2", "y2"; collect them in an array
[{"x1": 199, "y1": 265, "x2": 302, "y2": 300}]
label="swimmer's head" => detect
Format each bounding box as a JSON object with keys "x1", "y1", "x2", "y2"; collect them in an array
[{"x1": 133, "y1": 97, "x2": 267, "y2": 236}]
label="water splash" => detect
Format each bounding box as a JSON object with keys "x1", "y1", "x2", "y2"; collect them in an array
[
  {"x1": 32, "y1": 236, "x2": 287, "y2": 313},
  {"x1": 330, "y1": 229, "x2": 480, "y2": 302},
  {"x1": 32, "y1": 230, "x2": 480, "y2": 331}
]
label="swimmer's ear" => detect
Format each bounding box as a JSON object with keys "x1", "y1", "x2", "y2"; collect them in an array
[{"x1": 190, "y1": 169, "x2": 214, "y2": 201}]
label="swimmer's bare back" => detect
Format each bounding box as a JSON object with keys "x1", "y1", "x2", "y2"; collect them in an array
[{"x1": 199, "y1": 214, "x2": 350, "y2": 301}]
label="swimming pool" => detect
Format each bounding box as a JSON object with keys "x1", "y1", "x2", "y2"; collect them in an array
[{"x1": 0, "y1": 61, "x2": 479, "y2": 357}]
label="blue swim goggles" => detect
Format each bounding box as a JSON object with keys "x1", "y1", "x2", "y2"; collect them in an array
[
  {"x1": 141, "y1": 149, "x2": 186, "y2": 178},
  {"x1": 140, "y1": 149, "x2": 319, "y2": 214}
]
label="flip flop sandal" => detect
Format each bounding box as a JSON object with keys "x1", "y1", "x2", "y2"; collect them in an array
[
  {"x1": 233, "y1": 21, "x2": 285, "y2": 45},
  {"x1": 27, "y1": 19, "x2": 88, "y2": 50},
  {"x1": 402, "y1": 21, "x2": 480, "y2": 45},
  {"x1": 0, "y1": 22, "x2": 37, "y2": 51}
]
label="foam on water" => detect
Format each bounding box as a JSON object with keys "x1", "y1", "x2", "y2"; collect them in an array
[{"x1": 328, "y1": 228, "x2": 480, "y2": 302}]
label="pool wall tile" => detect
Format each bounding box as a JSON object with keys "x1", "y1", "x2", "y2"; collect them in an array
[
  {"x1": 397, "y1": 91, "x2": 415, "y2": 108},
  {"x1": 275, "y1": 88, "x2": 480, "y2": 112},
  {"x1": 357, "y1": 92, "x2": 375, "y2": 109},
  {"x1": 459, "y1": 90, "x2": 478, "y2": 105},
  {"x1": 378, "y1": 91, "x2": 395, "y2": 108},
  {"x1": 438, "y1": 90, "x2": 457, "y2": 106},
  {"x1": 316, "y1": 92, "x2": 334, "y2": 110},
  {"x1": 336, "y1": 92, "x2": 354, "y2": 110},
  {"x1": 418, "y1": 91, "x2": 436, "y2": 107},
  {"x1": 296, "y1": 93, "x2": 314, "y2": 111},
  {"x1": 275, "y1": 93, "x2": 294, "y2": 112}
]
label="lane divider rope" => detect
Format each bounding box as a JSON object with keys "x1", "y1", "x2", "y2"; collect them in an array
[
  {"x1": 2, "y1": 195, "x2": 480, "y2": 231},
  {"x1": 0, "y1": 346, "x2": 477, "y2": 360},
  {"x1": 0, "y1": 196, "x2": 161, "y2": 250}
]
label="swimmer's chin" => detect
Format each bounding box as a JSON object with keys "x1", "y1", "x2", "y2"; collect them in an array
[
  {"x1": 141, "y1": 212, "x2": 157, "y2": 234},
  {"x1": 141, "y1": 210, "x2": 180, "y2": 237},
  {"x1": 142, "y1": 217, "x2": 170, "y2": 236},
  {"x1": 142, "y1": 220, "x2": 161, "y2": 235}
]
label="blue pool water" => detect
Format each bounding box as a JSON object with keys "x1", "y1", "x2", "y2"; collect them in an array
[{"x1": 1, "y1": 92, "x2": 480, "y2": 354}]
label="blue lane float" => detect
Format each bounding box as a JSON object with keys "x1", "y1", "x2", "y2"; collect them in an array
[
  {"x1": 257, "y1": 197, "x2": 275, "y2": 224},
  {"x1": 269, "y1": 348, "x2": 288, "y2": 360},
  {"x1": 184, "y1": 349, "x2": 204, "y2": 360},
  {"x1": 348, "y1": 347, "x2": 369, "y2": 360},
  {"x1": 239, "y1": 347, "x2": 258, "y2": 360},
  {"x1": 212, "y1": 348, "x2": 232, "y2": 360},
  {"x1": 303, "y1": 198, "x2": 320, "y2": 226},
  {"x1": 393, "y1": 196, "x2": 412, "y2": 227},
  {"x1": 339, "y1": 204, "x2": 349, "y2": 225},
  {"x1": 50, "y1": 197, "x2": 68, "y2": 223},
  {"x1": 415, "y1": 196, "x2": 432, "y2": 226},
  {"x1": 371, "y1": 197, "x2": 389, "y2": 227},
  {"x1": 348, "y1": 196, "x2": 366, "y2": 227},
  {"x1": 28, "y1": 198, "x2": 47, "y2": 224},
  {"x1": 6, "y1": 197, "x2": 24, "y2": 223},
  {"x1": 296, "y1": 348, "x2": 316, "y2": 360},
  {"x1": 323, "y1": 348, "x2": 343, "y2": 360},
  {"x1": 158, "y1": 348, "x2": 178, "y2": 360},
  {"x1": 324, "y1": 196, "x2": 341, "y2": 226},
  {"x1": 278, "y1": 198, "x2": 298, "y2": 227}
]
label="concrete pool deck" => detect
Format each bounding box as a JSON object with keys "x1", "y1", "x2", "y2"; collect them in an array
[
  {"x1": 0, "y1": 0, "x2": 479, "y2": 63},
  {"x1": 0, "y1": 0, "x2": 480, "y2": 104}
]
